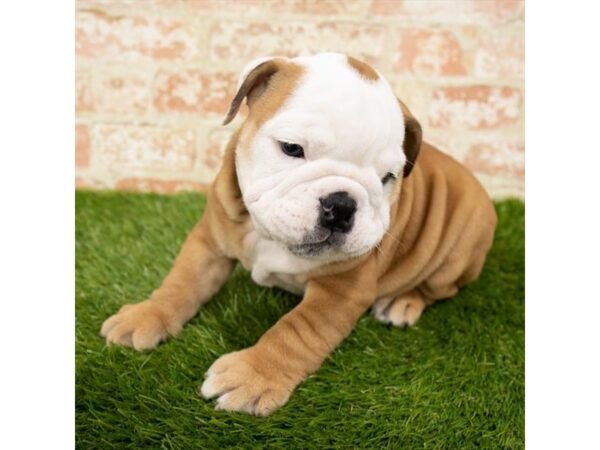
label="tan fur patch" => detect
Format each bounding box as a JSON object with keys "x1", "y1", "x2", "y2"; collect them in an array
[
  {"x1": 244, "y1": 60, "x2": 304, "y2": 129},
  {"x1": 223, "y1": 59, "x2": 304, "y2": 128},
  {"x1": 223, "y1": 59, "x2": 304, "y2": 160},
  {"x1": 347, "y1": 55, "x2": 379, "y2": 81}
]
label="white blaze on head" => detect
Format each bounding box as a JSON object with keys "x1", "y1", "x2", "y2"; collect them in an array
[{"x1": 233, "y1": 52, "x2": 417, "y2": 263}]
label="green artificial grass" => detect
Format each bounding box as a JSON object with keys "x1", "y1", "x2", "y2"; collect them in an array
[{"x1": 76, "y1": 191, "x2": 524, "y2": 449}]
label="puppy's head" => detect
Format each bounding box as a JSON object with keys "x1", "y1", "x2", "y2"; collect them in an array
[{"x1": 224, "y1": 53, "x2": 421, "y2": 263}]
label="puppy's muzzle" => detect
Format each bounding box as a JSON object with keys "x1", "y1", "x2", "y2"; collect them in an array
[{"x1": 318, "y1": 191, "x2": 357, "y2": 234}]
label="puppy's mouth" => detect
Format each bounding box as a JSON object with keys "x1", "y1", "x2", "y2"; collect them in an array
[{"x1": 288, "y1": 229, "x2": 347, "y2": 257}]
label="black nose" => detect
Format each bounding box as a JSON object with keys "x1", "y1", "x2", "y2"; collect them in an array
[{"x1": 319, "y1": 191, "x2": 357, "y2": 234}]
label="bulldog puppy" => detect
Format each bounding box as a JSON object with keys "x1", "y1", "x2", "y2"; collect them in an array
[{"x1": 101, "y1": 52, "x2": 497, "y2": 416}]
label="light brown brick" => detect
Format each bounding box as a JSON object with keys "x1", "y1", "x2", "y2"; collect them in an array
[
  {"x1": 428, "y1": 86, "x2": 522, "y2": 129},
  {"x1": 464, "y1": 140, "x2": 524, "y2": 178},
  {"x1": 269, "y1": 0, "x2": 368, "y2": 14},
  {"x1": 95, "y1": 125, "x2": 196, "y2": 171},
  {"x1": 393, "y1": 29, "x2": 466, "y2": 76},
  {"x1": 185, "y1": 0, "x2": 263, "y2": 12},
  {"x1": 390, "y1": 79, "x2": 431, "y2": 124},
  {"x1": 75, "y1": 11, "x2": 198, "y2": 61},
  {"x1": 76, "y1": 72, "x2": 93, "y2": 113},
  {"x1": 203, "y1": 127, "x2": 233, "y2": 172},
  {"x1": 93, "y1": 71, "x2": 151, "y2": 114},
  {"x1": 76, "y1": 176, "x2": 104, "y2": 190},
  {"x1": 77, "y1": 1, "x2": 178, "y2": 7},
  {"x1": 208, "y1": 21, "x2": 386, "y2": 64},
  {"x1": 76, "y1": 124, "x2": 91, "y2": 168},
  {"x1": 370, "y1": 0, "x2": 524, "y2": 25},
  {"x1": 115, "y1": 177, "x2": 208, "y2": 193},
  {"x1": 472, "y1": 29, "x2": 524, "y2": 79},
  {"x1": 154, "y1": 71, "x2": 237, "y2": 115}
]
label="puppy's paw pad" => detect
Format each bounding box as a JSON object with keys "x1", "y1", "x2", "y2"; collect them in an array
[
  {"x1": 372, "y1": 293, "x2": 426, "y2": 328},
  {"x1": 100, "y1": 300, "x2": 176, "y2": 351},
  {"x1": 201, "y1": 350, "x2": 291, "y2": 417}
]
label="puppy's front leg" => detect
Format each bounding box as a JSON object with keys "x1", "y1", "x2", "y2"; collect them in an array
[
  {"x1": 101, "y1": 218, "x2": 235, "y2": 351},
  {"x1": 201, "y1": 258, "x2": 376, "y2": 416}
]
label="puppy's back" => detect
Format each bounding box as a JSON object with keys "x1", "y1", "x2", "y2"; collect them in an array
[{"x1": 376, "y1": 142, "x2": 497, "y2": 300}]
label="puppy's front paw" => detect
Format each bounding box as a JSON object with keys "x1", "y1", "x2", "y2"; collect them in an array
[
  {"x1": 201, "y1": 348, "x2": 293, "y2": 417},
  {"x1": 372, "y1": 291, "x2": 426, "y2": 328},
  {"x1": 100, "y1": 300, "x2": 179, "y2": 351}
]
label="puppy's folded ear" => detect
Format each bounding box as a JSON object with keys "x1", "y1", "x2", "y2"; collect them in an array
[
  {"x1": 223, "y1": 57, "x2": 292, "y2": 125},
  {"x1": 397, "y1": 100, "x2": 423, "y2": 177}
]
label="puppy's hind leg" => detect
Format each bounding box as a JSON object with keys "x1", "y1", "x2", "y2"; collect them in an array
[{"x1": 372, "y1": 290, "x2": 427, "y2": 329}]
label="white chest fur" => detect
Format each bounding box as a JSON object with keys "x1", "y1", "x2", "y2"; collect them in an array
[{"x1": 241, "y1": 231, "x2": 323, "y2": 295}]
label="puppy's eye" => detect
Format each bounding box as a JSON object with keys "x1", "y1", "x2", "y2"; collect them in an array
[
  {"x1": 280, "y1": 141, "x2": 305, "y2": 158},
  {"x1": 382, "y1": 172, "x2": 396, "y2": 185}
]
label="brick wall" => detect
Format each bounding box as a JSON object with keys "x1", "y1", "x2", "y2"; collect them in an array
[{"x1": 75, "y1": 0, "x2": 525, "y2": 198}]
